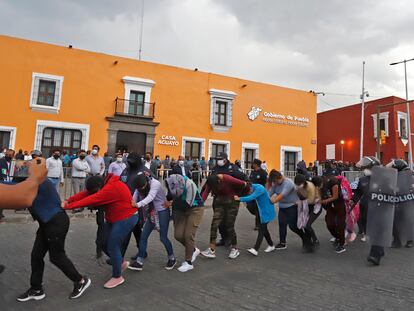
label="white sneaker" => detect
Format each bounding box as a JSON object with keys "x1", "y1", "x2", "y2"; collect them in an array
[
  {"x1": 228, "y1": 248, "x2": 240, "y2": 259},
  {"x1": 201, "y1": 248, "x2": 216, "y2": 259},
  {"x1": 329, "y1": 237, "x2": 336, "y2": 242},
  {"x1": 247, "y1": 248, "x2": 258, "y2": 256},
  {"x1": 178, "y1": 262, "x2": 194, "y2": 273},
  {"x1": 192, "y1": 248, "x2": 201, "y2": 263},
  {"x1": 264, "y1": 245, "x2": 276, "y2": 253},
  {"x1": 361, "y1": 234, "x2": 367, "y2": 242}
]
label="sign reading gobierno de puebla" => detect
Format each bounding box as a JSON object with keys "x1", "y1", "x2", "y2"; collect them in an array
[{"x1": 247, "y1": 106, "x2": 310, "y2": 127}]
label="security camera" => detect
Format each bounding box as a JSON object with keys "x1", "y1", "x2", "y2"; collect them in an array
[{"x1": 366, "y1": 92, "x2": 369, "y2": 97}]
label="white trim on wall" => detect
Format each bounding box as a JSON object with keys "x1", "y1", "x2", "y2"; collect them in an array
[
  {"x1": 241, "y1": 142, "x2": 259, "y2": 167},
  {"x1": 208, "y1": 139, "x2": 231, "y2": 160},
  {"x1": 280, "y1": 145, "x2": 302, "y2": 172},
  {"x1": 29, "y1": 72, "x2": 64, "y2": 114},
  {"x1": 209, "y1": 89, "x2": 236, "y2": 133},
  {"x1": 33, "y1": 120, "x2": 90, "y2": 151},
  {"x1": 371, "y1": 112, "x2": 389, "y2": 137},
  {"x1": 0, "y1": 126, "x2": 17, "y2": 149},
  {"x1": 122, "y1": 76, "x2": 155, "y2": 115},
  {"x1": 181, "y1": 136, "x2": 206, "y2": 159},
  {"x1": 397, "y1": 111, "x2": 408, "y2": 138}
]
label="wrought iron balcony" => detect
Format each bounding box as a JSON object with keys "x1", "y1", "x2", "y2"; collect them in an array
[{"x1": 114, "y1": 97, "x2": 155, "y2": 119}]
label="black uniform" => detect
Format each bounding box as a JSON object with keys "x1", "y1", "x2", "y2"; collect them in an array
[{"x1": 351, "y1": 175, "x2": 370, "y2": 235}]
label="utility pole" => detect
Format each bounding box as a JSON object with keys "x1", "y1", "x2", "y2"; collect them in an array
[
  {"x1": 360, "y1": 61, "x2": 367, "y2": 160},
  {"x1": 390, "y1": 58, "x2": 414, "y2": 168},
  {"x1": 138, "y1": 0, "x2": 145, "y2": 60}
]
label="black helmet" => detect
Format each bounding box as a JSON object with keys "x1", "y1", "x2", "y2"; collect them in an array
[
  {"x1": 386, "y1": 159, "x2": 409, "y2": 171},
  {"x1": 356, "y1": 156, "x2": 380, "y2": 169}
]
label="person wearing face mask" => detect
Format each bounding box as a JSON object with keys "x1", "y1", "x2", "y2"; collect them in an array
[
  {"x1": 246, "y1": 159, "x2": 268, "y2": 230},
  {"x1": 268, "y1": 170, "x2": 309, "y2": 252},
  {"x1": 144, "y1": 152, "x2": 158, "y2": 177},
  {"x1": 71, "y1": 150, "x2": 90, "y2": 195},
  {"x1": 86, "y1": 145, "x2": 105, "y2": 176},
  {"x1": 128, "y1": 174, "x2": 177, "y2": 271},
  {"x1": 108, "y1": 153, "x2": 127, "y2": 176},
  {"x1": 350, "y1": 157, "x2": 379, "y2": 243},
  {"x1": 63, "y1": 175, "x2": 138, "y2": 289},
  {"x1": 171, "y1": 155, "x2": 192, "y2": 178},
  {"x1": 0, "y1": 148, "x2": 16, "y2": 220},
  {"x1": 46, "y1": 149, "x2": 64, "y2": 193}
]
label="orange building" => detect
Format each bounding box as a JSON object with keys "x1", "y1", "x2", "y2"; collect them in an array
[{"x1": 0, "y1": 35, "x2": 317, "y2": 171}]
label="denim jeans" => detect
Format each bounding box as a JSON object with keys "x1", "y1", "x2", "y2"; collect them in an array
[
  {"x1": 48, "y1": 177, "x2": 60, "y2": 193},
  {"x1": 102, "y1": 214, "x2": 138, "y2": 277},
  {"x1": 137, "y1": 209, "x2": 174, "y2": 263},
  {"x1": 278, "y1": 205, "x2": 307, "y2": 244}
]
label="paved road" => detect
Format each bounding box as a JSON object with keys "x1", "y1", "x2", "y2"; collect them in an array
[{"x1": 1, "y1": 206, "x2": 414, "y2": 311}]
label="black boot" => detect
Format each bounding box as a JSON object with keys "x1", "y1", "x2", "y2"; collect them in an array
[
  {"x1": 405, "y1": 240, "x2": 413, "y2": 248},
  {"x1": 0, "y1": 264, "x2": 5, "y2": 274}
]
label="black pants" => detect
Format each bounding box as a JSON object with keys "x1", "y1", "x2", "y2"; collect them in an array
[
  {"x1": 370, "y1": 245, "x2": 385, "y2": 258},
  {"x1": 278, "y1": 205, "x2": 307, "y2": 244},
  {"x1": 31, "y1": 212, "x2": 82, "y2": 290},
  {"x1": 325, "y1": 201, "x2": 346, "y2": 246},
  {"x1": 305, "y1": 205, "x2": 322, "y2": 243},
  {"x1": 246, "y1": 201, "x2": 260, "y2": 228},
  {"x1": 95, "y1": 209, "x2": 106, "y2": 257},
  {"x1": 254, "y1": 218, "x2": 273, "y2": 251},
  {"x1": 358, "y1": 204, "x2": 368, "y2": 234},
  {"x1": 0, "y1": 208, "x2": 4, "y2": 218}
]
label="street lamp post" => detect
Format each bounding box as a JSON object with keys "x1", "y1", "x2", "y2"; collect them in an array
[
  {"x1": 340, "y1": 140, "x2": 345, "y2": 162},
  {"x1": 390, "y1": 58, "x2": 414, "y2": 168},
  {"x1": 360, "y1": 61, "x2": 369, "y2": 160}
]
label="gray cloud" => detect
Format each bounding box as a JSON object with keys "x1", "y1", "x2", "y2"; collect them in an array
[{"x1": 1, "y1": 0, "x2": 413, "y2": 111}]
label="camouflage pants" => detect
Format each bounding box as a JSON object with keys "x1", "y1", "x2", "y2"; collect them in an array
[{"x1": 210, "y1": 198, "x2": 239, "y2": 246}]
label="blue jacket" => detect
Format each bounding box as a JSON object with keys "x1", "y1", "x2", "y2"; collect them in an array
[
  {"x1": 30, "y1": 179, "x2": 63, "y2": 223},
  {"x1": 240, "y1": 184, "x2": 276, "y2": 224}
]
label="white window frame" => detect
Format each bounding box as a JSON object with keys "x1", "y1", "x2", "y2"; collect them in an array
[
  {"x1": 122, "y1": 76, "x2": 155, "y2": 115},
  {"x1": 209, "y1": 89, "x2": 236, "y2": 133},
  {"x1": 241, "y1": 142, "x2": 259, "y2": 168},
  {"x1": 29, "y1": 72, "x2": 64, "y2": 114},
  {"x1": 397, "y1": 111, "x2": 408, "y2": 138},
  {"x1": 371, "y1": 112, "x2": 389, "y2": 137},
  {"x1": 280, "y1": 145, "x2": 302, "y2": 172},
  {"x1": 208, "y1": 139, "x2": 231, "y2": 160},
  {"x1": 0, "y1": 126, "x2": 17, "y2": 149},
  {"x1": 33, "y1": 120, "x2": 90, "y2": 152},
  {"x1": 182, "y1": 136, "x2": 206, "y2": 159}
]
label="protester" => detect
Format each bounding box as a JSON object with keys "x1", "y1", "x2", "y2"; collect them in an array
[
  {"x1": 108, "y1": 153, "x2": 127, "y2": 176},
  {"x1": 246, "y1": 159, "x2": 268, "y2": 230},
  {"x1": 320, "y1": 175, "x2": 346, "y2": 253},
  {"x1": 234, "y1": 182, "x2": 276, "y2": 256},
  {"x1": 64, "y1": 175, "x2": 138, "y2": 288},
  {"x1": 71, "y1": 149, "x2": 90, "y2": 195},
  {"x1": 268, "y1": 170, "x2": 310, "y2": 251},
  {"x1": 201, "y1": 173, "x2": 248, "y2": 259},
  {"x1": 15, "y1": 151, "x2": 90, "y2": 301},
  {"x1": 128, "y1": 174, "x2": 177, "y2": 271},
  {"x1": 165, "y1": 174, "x2": 204, "y2": 272}
]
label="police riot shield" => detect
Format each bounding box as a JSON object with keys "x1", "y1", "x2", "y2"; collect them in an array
[
  {"x1": 393, "y1": 170, "x2": 414, "y2": 244},
  {"x1": 367, "y1": 166, "x2": 398, "y2": 247}
]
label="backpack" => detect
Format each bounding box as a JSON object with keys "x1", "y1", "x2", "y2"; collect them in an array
[{"x1": 183, "y1": 175, "x2": 204, "y2": 207}]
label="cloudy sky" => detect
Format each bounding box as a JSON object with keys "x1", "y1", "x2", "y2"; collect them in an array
[{"x1": 1, "y1": 0, "x2": 413, "y2": 112}]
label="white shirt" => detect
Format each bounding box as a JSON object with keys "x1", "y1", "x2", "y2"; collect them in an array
[
  {"x1": 46, "y1": 157, "x2": 64, "y2": 183},
  {"x1": 108, "y1": 161, "x2": 126, "y2": 176},
  {"x1": 71, "y1": 158, "x2": 90, "y2": 178},
  {"x1": 144, "y1": 161, "x2": 151, "y2": 170},
  {"x1": 24, "y1": 155, "x2": 32, "y2": 161}
]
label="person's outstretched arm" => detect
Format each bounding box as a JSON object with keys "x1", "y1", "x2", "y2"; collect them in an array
[{"x1": 0, "y1": 158, "x2": 47, "y2": 209}]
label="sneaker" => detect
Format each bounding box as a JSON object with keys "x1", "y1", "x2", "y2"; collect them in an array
[
  {"x1": 247, "y1": 248, "x2": 258, "y2": 256},
  {"x1": 191, "y1": 248, "x2": 201, "y2": 263},
  {"x1": 335, "y1": 245, "x2": 346, "y2": 254},
  {"x1": 69, "y1": 276, "x2": 91, "y2": 299},
  {"x1": 313, "y1": 240, "x2": 320, "y2": 247},
  {"x1": 254, "y1": 226, "x2": 259, "y2": 231},
  {"x1": 178, "y1": 262, "x2": 194, "y2": 273},
  {"x1": 348, "y1": 232, "x2": 357, "y2": 243},
  {"x1": 128, "y1": 261, "x2": 143, "y2": 271},
  {"x1": 17, "y1": 288, "x2": 46, "y2": 302},
  {"x1": 165, "y1": 259, "x2": 177, "y2": 270},
  {"x1": 228, "y1": 248, "x2": 240, "y2": 259},
  {"x1": 391, "y1": 240, "x2": 402, "y2": 248},
  {"x1": 329, "y1": 237, "x2": 336, "y2": 242},
  {"x1": 367, "y1": 255, "x2": 380, "y2": 266},
  {"x1": 406, "y1": 240, "x2": 413, "y2": 248},
  {"x1": 121, "y1": 261, "x2": 129, "y2": 272},
  {"x1": 264, "y1": 245, "x2": 276, "y2": 253},
  {"x1": 361, "y1": 234, "x2": 367, "y2": 242},
  {"x1": 104, "y1": 277, "x2": 125, "y2": 289},
  {"x1": 275, "y1": 243, "x2": 287, "y2": 250},
  {"x1": 201, "y1": 248, "x2": 216, "y2": 259}
]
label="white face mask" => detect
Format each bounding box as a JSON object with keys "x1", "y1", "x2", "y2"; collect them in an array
[
  {"x1": 91, "y1": 149, "x2": 98, "y2": 155},
  {"x1": 363, "y1": 168, "x2": 371, "y2": 176},
  {"x1": 116, "y1": 157, "x2": 123, "y2": 163},
  {"x1": 178, "y1": 160, "x2": 184, "y2": 166},
  {"x1": 217, "y1": 160, "x2": 225, "y2": 167}
]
